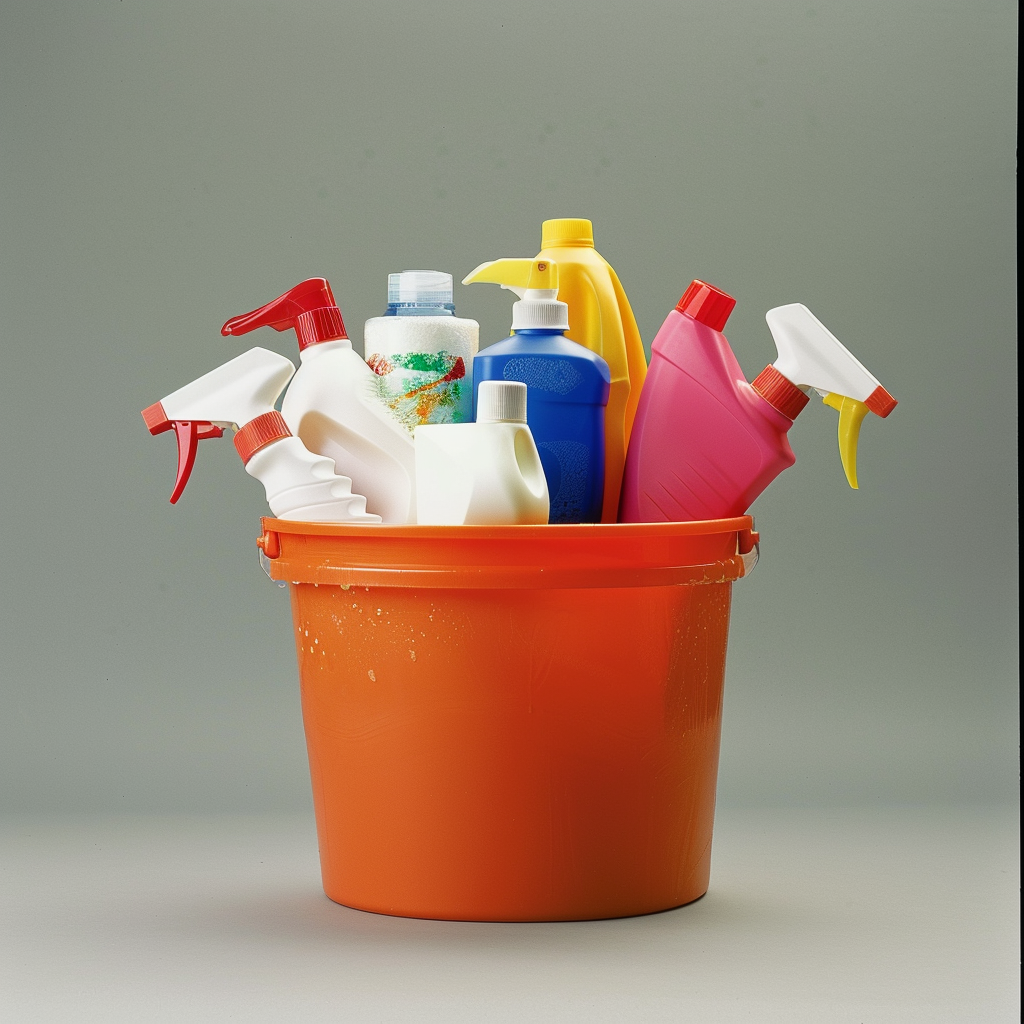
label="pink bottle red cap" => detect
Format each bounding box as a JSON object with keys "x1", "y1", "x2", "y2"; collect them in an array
[{"x1": 676, "y1": 281, "x2": 736, "y2": 332}]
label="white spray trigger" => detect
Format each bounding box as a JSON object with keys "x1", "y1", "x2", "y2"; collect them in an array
[
  {"x1": 158, "y1": 347, "x2": 296, "y2": 429},
  {"x1": 764, "y1": 303, "x2": 897, "y2": 490},
  {"x1": 765, "y1": 304, "x2": 882, "y2": 402}
]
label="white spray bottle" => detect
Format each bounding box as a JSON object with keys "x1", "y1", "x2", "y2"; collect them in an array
[
  {"x1": 142, "y1": 347, "x2": 380, "y2": 523},
  {"x1": 415, "y1": 381, "x2": 549, "y2": 526},
  {"x1": 221, "y1": 279, "x2": 416, "y2": 524}
]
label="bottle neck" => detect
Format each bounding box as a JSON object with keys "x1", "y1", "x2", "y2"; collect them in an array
[
  {"x1": 298, "y1": 338, "x2": 352, "y2": 362},
  {"x1": 385, "y1": 303, "x2": 455, "y2": 317},
  {"x1": 513, "y1": 328, "x2": 567, "y2": 337},
  {"x1": 751, "y1": 364, "x2": 810, "y2": 421}
]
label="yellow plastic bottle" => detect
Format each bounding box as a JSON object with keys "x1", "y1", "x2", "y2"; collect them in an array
[{"x1": 536, "y1": 218, "x2": 647, "y2": 521}]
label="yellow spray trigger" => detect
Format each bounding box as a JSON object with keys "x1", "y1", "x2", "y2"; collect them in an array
[
  {"x1": 462, "y1": 258, "x2": 559, "y2": 292},
  {"x1": 822, "y1": 393, "x2": 870, "y2": 489}
]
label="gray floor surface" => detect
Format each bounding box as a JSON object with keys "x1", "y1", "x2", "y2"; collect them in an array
[{"x1": 1, "y1": 805, "x2": 1018, "y2": 1022}]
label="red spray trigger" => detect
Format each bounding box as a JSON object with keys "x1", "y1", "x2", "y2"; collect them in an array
[
  {"x1": 220, "y1": 278, "x2": 348, "y2": 352},
  {"x1": 142, "y1": 402, "x2": 224, "y2": 503}
]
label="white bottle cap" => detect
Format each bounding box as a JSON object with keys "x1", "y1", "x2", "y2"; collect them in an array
[
  {"x1": 476, "y1": 380, "x2": 527, "y2": 424},
  {"x1": 510, "y1": 290, "x2": 570, "y2": 331}
]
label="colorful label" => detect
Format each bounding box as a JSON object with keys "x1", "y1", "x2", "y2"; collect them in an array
[{"x1": 367, "y1": 350, "x2": 472, "y2": 432}]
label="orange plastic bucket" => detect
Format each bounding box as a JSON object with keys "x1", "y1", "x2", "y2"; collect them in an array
[{"x1": 258, "y1": 517, "x2": 758, "y2": 921}]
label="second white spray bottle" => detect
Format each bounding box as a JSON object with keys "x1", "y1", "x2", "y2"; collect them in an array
[
  {"x1": 142, "y1": 347, "x2": 380, "y2": 523},
  {"x1": 222, "y1": 279, "x2": 417, "y2": 524}
]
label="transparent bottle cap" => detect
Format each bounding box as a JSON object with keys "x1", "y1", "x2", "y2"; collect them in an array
[{"x1": 387, "y1": 271, "x2": 454, "y2": 308}]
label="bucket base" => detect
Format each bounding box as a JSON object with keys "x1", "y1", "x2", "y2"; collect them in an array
[{"x1": 321, "y1": 886, "x2": 710, "y2": 923}]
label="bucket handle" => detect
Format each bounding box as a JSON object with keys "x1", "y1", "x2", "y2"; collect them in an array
[
  {"x1": 736, "y1": 524, "x2": 759, "y2": 577},
  {"x1": 258, "y1": 528, "x2": 280, "y2": 580}
]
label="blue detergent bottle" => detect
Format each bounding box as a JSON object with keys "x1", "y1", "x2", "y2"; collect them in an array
[{"x1": 463, "y1": 258, "x2": 610, "y2": 524}]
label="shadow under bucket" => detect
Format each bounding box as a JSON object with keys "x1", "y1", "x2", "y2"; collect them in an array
[{"x1": 258, "y1": 517, "x2": 759, "y2": 922}]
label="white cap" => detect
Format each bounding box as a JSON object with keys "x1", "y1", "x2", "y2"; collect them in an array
[
  {"x1": 510, "y1": 290, "x2": 570, "y2": 331},
  {"x1": 476, "y1": 380, "x2": 527, "y2": 424}
]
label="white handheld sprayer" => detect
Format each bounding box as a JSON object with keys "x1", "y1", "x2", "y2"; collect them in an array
[{"x1": 142, "y1": 347, "x2": 380, "y2": 523}]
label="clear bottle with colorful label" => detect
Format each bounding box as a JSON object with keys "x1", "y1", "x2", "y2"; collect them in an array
[{"x1": 364, "y1": 271, "x2": 479, "y2": 433}]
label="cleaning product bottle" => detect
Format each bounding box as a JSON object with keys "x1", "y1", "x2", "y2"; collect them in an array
[
  {"x1": 415, "y1": 381, "x2": 549, "y2": 526},
  {"x1": 536, "y1": 218, "x2": 648, "y2": 522},
  {"x1": 618, "y1": 280, "x2": 898, "y2": 523},
  {"x1": 463, "y1": 258, "x2": 610, "y2": 524},
  {"x1": 221, "y1": 278, "x2": 416, "y2": 524},
  {"x1": 363, "y1": 271, "x2": 479, "y2": 432},
  {"x1": 142, "y1": 347, "x2": 380, "y2": 523}
]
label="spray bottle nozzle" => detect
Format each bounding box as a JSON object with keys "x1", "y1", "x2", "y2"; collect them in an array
[
  {"x1": 221, "y1": 278, "x2": 348, "y2": 351},
  {"x1": 462, "y1": 258, "x2": 569, "y2": 332},
  {"x1": 463, "y1": 258, "x2": 559, "y2": 296},
  {"x1": 142, "y1": 402, "x2": 224, "y2": 503},
  {"x1": 759, "y1": 303, "x2": 897, "y2": 490},
  {"x1": 144, "y1": 347, "x2": 296, "y2": 504}
]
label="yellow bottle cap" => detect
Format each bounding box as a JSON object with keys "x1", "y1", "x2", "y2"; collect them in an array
[{"x1": 541, "y1": 218, "x2": 594, "y2": 248}]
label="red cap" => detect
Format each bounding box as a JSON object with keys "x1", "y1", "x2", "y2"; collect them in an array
[
  {"x1": 676, "y1": 280, "x2": 736, "y2": 332},
  {"x1": 750, "y1": 364, "x2": 810, "y2": 420},
  {"x1": 221, "y1": 278, "x2": 348, "y2": 351},
  {"x1": 233, "y1": 411, "x2": 291, "y2": 464}
]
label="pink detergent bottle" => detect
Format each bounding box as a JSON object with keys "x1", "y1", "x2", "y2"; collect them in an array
[{"x1": 619, "y1": 280, "x2": 897, "y2": 523}]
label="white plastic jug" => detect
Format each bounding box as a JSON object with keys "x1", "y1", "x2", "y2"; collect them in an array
[{"x1": 415, "y1": 381, "x2": 549, "y2": 526}]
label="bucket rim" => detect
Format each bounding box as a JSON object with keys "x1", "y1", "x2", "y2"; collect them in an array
[
  {"x1": 257, "y1": 516, "x2": 759, "y2": 590},
  {"x1": 260, "y1": 515, "x2": 755, "y2": 540}
]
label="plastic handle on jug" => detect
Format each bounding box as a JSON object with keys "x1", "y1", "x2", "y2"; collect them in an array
[
  {"x1": 141, "y1": 402, "x2": 224, "y2": 503},
  {"x1": 221, "y1": 278, "x2": 348, "y2": 351}
]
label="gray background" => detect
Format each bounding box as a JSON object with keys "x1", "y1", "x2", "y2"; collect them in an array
[{"x1": 0, "y1": 0, "x2": 1017, "y2": 816}]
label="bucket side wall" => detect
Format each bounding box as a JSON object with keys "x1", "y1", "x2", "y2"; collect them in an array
[{"x1": 288, "y1": 579, "x2": 732, "y2": 921}]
